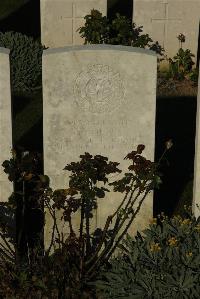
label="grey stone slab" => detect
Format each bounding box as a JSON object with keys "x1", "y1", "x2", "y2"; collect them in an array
[
  {"x1": 0, "y1": 49, "x2": 13, "y2": 202},
  {"x1": 42, "y1": 45, "x2": 157, "y2": 247},
  {"x1": 193, "y1": 65, "x2": 200, "y2": 218}
]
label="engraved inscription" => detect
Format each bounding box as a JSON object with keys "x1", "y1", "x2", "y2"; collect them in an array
[
  {"x1": 47, "y1": 115, "x2": 138, "y2": 158},
  {"x1": 74, "y1": 64, "x2": 125, "y2": 113}
]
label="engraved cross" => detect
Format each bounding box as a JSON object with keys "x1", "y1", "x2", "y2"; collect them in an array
[
  {"x1": 151, "y1": 1, "x2": 181, "y2": 48},
  {"x1": 61, "y1": 3, "x2": 82, "y2": 45}
]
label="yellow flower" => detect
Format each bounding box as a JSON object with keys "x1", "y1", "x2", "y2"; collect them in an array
[
  {"x1": 174, "y1": 215, "x2": 182, "y2": 220},
  {"x1": 194, "y1": 224, "x2": 200, "y2": 232},
  {"x1": 156, "y1": 212, "x2": 168, "y2": 222},
  {"x1": 186, "y1": 252, "x2": 193, "y2": 257},
  {"x1": 183, "y1": 205, "x2": 192, "y2": 211},
  {"x1": 149, "y1": 218, "x2": 157, "y2": 225},
  {"x1": 173, "y1": 215, "x2": 182, "y2": 222},
  {"x1": 10, "y1": 148, "x2": 17, "y2": 159},
  {"x1": 167, "y1": 237, "x2": 178, "y2": 247},
  {"x1": 150, "y1": 242, "x2": 161, "y2": 252},
  {"x1": 32, "y1": 275, "x2": 37, "y2": 282},
  {"x1": 180, "y1": 219, "x2": 192, "y2": 226},
  {"x1": 165, "y1": 139, "x2": 173, "y2": 150}
]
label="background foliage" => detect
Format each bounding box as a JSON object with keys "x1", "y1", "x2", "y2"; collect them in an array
[
  {"x1": 0, "y1": 31, "x2": 46, "y2": 95},
  {"x1": 78, "y1": 10, "x2": 165, "y2": 57}
]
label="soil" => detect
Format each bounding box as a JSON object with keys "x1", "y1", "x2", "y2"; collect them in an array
[{"x1": 157, "y1": 75, "x2": 198, "y2": 98}]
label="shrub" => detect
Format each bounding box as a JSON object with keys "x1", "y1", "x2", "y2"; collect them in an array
[
  {"x1": 165, "y1": 34, "x2": 197, "y2": 82},
  {"x1": 95, "y1": 206, "x2": 200, "y2": 299},
  {"x1": 0, "y1": 31, "x2": 47, "y2": 95},
  {"x1": 78, "y1": 9, "x2": 109, "y2": 44},
  {"x1": 167, "y1": 48, "x2": 195, "y2": 81},
  {"x1": 78, "y1": 9, "x2": 165, "y2": 57},
  {"x1": 173, "y1": 48, "x2": 195, "y2": 73},
  {"x1": 0, "y1": 142, "x2": 172, "y2": 298}
]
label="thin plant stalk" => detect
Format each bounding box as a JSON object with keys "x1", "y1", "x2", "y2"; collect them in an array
[
  {"x1": 106, "y1": 189, "x2": 150, "y2": 261},
  {"x1": 85, "y1": 187, "x2": 142, "y2": 276},
  {"x1": 86, "y1": 181, "x2": 136, "y2": 266}
]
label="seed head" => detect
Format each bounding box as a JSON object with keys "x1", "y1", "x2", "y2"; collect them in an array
[{"x1": 165, "y1": 139, "x2": 173, "y2": 150}]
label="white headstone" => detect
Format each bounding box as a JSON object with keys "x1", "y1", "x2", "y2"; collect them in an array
[
  {"x1": 133, "y1": 0, "x2": 200, "y2": 68},
  {"x1": 40, "y1": 0, "x2": 107, "y2": 48},
  {"x1": 0, "y1": 48, "x2": 13, "y2": 202},
  {"x1": 193, "y1": 65, "x2": 200, "y2": 219},
  {"x1": 42, "y1": 45, "x2": 157, "y2": 247}
]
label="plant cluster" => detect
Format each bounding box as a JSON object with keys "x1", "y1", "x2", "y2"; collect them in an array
[
  {"x1": 95, "y1": 206, "x2": 200, "y2": 299},
  {"x1": 0, "y1": 143, "x2": 171, "y2": 298},
  {"x1": 78, "y1": 9, "x2": 165, "y2": 58},
  {"x1": 165, "y1": 34, "x2": 198, "y2": 83},
  {"x1": 0, "y1": 31, "x2": 47, "y2": 95},
  {"x1": 167, "y1": 48, "x2": 195, "y2": 81}
]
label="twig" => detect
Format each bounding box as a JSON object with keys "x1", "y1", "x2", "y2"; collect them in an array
[
  {"x1": 106, "y1": 189, "x2": 149, "y2": 260},
  {"x1": 86, "y1": 181, "x2": 136, "y2": 266},
  {"x1": 112, "y1": 179, "x2": 135, "y2": 218},
  {"x1": 45, "y1": 199, "x2": 61, "y2": 254},
  {"x1": 86, "y1": 186, "x2": 142, "y2": 277}
]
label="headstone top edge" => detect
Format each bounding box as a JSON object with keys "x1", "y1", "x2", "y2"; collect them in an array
[
  {"x1": 43, "y1": 45, "x2": 158, "y2": 57},
  {"x1": 42, "y1": 0, "x2": 107, "y2": 2},
  {"x1": 0, "y1": 47, "x2": 10, "y2": 54}
]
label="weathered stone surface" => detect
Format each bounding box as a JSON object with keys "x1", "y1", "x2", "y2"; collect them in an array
[
  {"x1": 40, "y1": 0, "x2": 107, "y2": 48},
  {"x1": 0, "y1": 48, "x2": 13, "y2": 202},
  {"x1": 193, "y1": 64, "x2": 200, "y2": 218},
  {"x1": 42, "y1": 45, "x2": 157, "y2": 247},
  {"x1": 133, "y1": 0, "x2": 200, "y2": 69}
]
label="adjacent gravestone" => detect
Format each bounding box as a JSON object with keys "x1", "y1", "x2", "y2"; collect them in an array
[
  {"x1": 193, "y1": 65, "x2": 200, "y2": 218},
  {"x1": 0, "y1": 48, "x2": 12, "y2": 202},
  {"x1": 40, "y1": 0, "x2": 107, "y2": 48},
  {"x1": 42, "y1": 45, "x2": 157, "y2": 248},
  {"x1": 133, "y1": 0, "x2": 200, "y2": 69}
]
